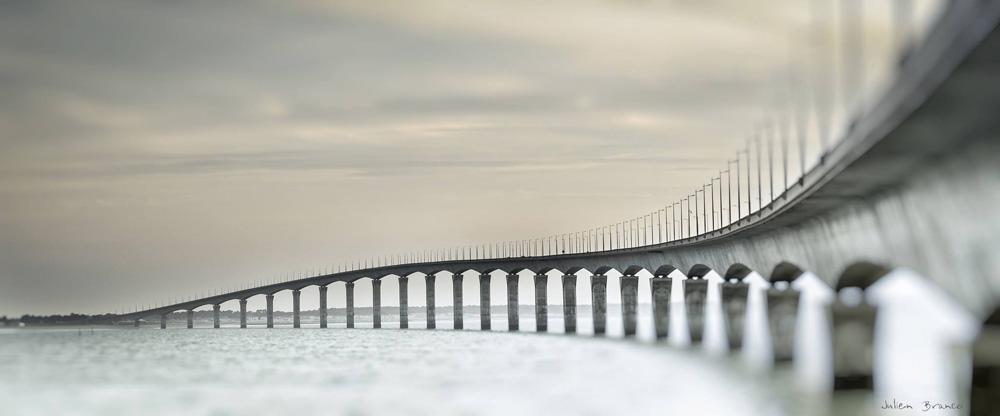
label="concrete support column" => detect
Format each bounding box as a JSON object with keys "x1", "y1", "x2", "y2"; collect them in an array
[
  {"x1": 479, "y1": 273, "x2": 491, "y2": 330},
  {"x1": 187, "y1": 310, "x2": 194, "y2": 329},
  {"x1": 620, "y1": 275, "x2": 639, "y2": 336},
  {"x1": 766, "y1": 284, "x2": 799, "y2": 361},
  {"x1": 292, "y1": 289, "x2": 301, "y2": 328},
  {"x1": 506, "y1": 273, "x2": 519, "y2": 331},
  {"x1": 561, "y1": 274, "x2": 577, "y2": 334},
  {"x1": 266, "y1": 294, "x2": 274, "y2": 329},
  {"x1": 453, "y1": 272, "x2": 464, "y2": 330},
  {"x1": 972, "y1": 308, "x2": 1000, "y2": 416},
  {"x1": 372, "y1": 279, "x2": 382, "y2": 329},
  {"x1": 426, "y1": 274, "x2": 436, "y2": 329},
  {"x1": 651, "y1": 278, "x2": 673, "y2": 340},
  {"x1": 684, "y1": 277, "x2": 709, "y2": 344},
  {"x1": 591, "y1": 275, "x2": 607, "y2": 335},
  {"x1": 319, "y1": 286, "x2": 328, "y2": 329},
  {"x1": 134, "y1": 319, "x2": 140, "y2": 328},
  {"x1": 213, "y1": 304, "x2": 221, "y2": 329},
  {"x1": 720, "y1": 279, "x2": 749, "y2": 349},
  {"x1": 346, "y1": 282, "x2": 355, "y2": 328},
  {"x1": 534, "y1": 274, "x2": 548, "y2": 332},
  {"x1": 160, "y1": 314, "x2": 167, "y2": 329},
  {"x1": 239, "y1": 299, "x2": 247, "y2": 328},
  {"x1": 399, "y1": 276, "x2": 409, "y2": 329},
  {"x1": 829, "y1": 273, "x2": 885, "y2": 416}
]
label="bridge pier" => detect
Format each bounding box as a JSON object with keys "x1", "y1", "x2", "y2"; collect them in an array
[
  {"x1": 561, "y1": 274, "x2": 577, "y2": 334},
  {"x1": 372, "y1": 279, "x2": 381, "y2": 329},
  {"x1": 266, "y1": 294, "x2": 274, "y2": 329},
  {"x1": 239, "y1": 299, "x2": 247, "y2": 328},
  {"x1": 720, "y1": 279, "x2": 749, "y2": 349},
  {"x1": 346, "y1": 282, "x2": 355, "y2": 328},
  {"x1": 134, "y1": 319, "x2": 139, "y2": 328},
  {"x1": 479, "y1": 273, "x2": 491, "y2": 330},
  {"x1": 426, "y1": 273, "x2": 436, "y2": 329},
  {"x1": 160, "y1": 313, "x2": 167, "y2": 329},
  {"x1": 292, "y1": 289, "x2": 301, "y2": 328},
  {"x1": 684, "y1": 277, "x2": 709, "y2": 344},
  {"x1": 213, "y1": 304, "x2": 220, "y2": 329},
  {"x1": 319, "y1": 286, "x2": 328, "y2": 329},
  {"x1": 620, "y1": 275, "x2": 638, "y2": 336},
  {"x1": 399, "y1": 276, "x2": 408, "y2": 329},
  {"x1": 767, "y1": 284, "x2": 799, "y2": 362},
  {"x1": 591, "y1": 274, "x2": 607, "y2": 335},
  {"x1": 186, "y1": 310, "x2": 194, "y2": 329},
  {"x1": 453, "y1": 272, "x2": 463, "y2": 329},
  {"x1": 534, "y1": 274, "x2": 547, "y2": 332},
  {"x1": 972, "y1": 308, "x2": 1000, "y2": 416},
  {"x1": 506, "y1": 273, "x2": 518, "y2": 331},
  {"x1": 651, "y1": 277, "x2": 673, "y2": 340},
  {"x1": 829, "y1": 265, "x2": 887, "y2": 415}
]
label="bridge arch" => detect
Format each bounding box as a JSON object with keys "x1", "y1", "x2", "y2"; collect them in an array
[
  {"x1": 769, "y1": 261, "x2": 806, "y2": 283},
  {"x1": 688, "y1": 264, "x2": 713, "y2": 279},
  {"x1": 622, "y1": 265, "x2": 645, "y2": 276},
  {"x1": 835, "y1": 262, "x2": 892, "y2": 291},
  {"x1": 653, "y1": 265, "x2": 678, "y2": 277},
  {"x1": 724, "y1": 263, "x2": 753, "y2": 281}
]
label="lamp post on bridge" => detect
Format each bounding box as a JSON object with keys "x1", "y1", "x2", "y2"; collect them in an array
[
  {"x1": 672, "y1": 202, "x2": 678, "y2": 241},
  {"x1": 710, "y1": 180, "x2": 716, "y2": 231}
]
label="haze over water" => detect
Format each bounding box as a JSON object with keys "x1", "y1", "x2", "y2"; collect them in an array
[{"x1": 0, "y1": 326, "x2": 784, "y2": 416}]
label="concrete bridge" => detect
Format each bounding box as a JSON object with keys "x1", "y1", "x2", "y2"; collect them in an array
[{"x1": 112, "y1": 1, "x2": 1000, "y2": 415}]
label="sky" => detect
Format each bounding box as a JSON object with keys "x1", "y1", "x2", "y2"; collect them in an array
[{"x1": 0, "y1": 0, "x2": 941, "y2": 316}]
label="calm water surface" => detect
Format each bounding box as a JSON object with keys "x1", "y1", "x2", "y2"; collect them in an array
[{"x1": 0, "y1": 326, "x2": 785, "y2": 416}]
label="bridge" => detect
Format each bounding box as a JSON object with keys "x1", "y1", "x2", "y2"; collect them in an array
[{"x1": 108, "y1": 1, "x2": 1000, "y2": 414}]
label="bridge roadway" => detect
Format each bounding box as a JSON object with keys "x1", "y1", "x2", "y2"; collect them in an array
[{"x1": 112, "y1": 1, "x2": 1000, "y2": 413}]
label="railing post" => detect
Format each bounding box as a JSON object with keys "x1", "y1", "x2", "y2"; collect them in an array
[
  {"x1": 346, "y1": 282, "x2": 355, "y2": 328},
  {"x1": 684, "y1": 276, "x2": 709, "y2": 344},
  {"x1": 399, "y1": 276, "x2": 409, "y2": 329},
  {"x1": 372, "y1": 279, "x2": 381, "y2": 329},
  {"x1": 426, "y1": 273, "x2": 436, "y2": 329},
  {"x1": 453, "y1": 272, "x2": 464, "y2": 330},
  {"x1": 239, "y1": 299, "x2": 247, "y2": 328},
  {"x1": 213, "y1": 304, "x2": 220, "y2": 329},
  {"x1": 186, "y1": 309, "x2": 194, "y2": 329},
  {"x1": 651, "y1": 277, "x2": 673, "y2": 340},
  {"x1": 562, "y1": 274, "x2": 577, "y2": 333},
  {"x1": 480, "y1": 272, "x2": 491, "y2": 330},
  {"x1": 506, "y1": 273, "x2": 519, "y2": 331},
  {"x1": 292, "y1": 289, "x2": 301, "y2": 328},
  {"x1": 534, "y1": 273, "x2": 548, "y2": 332},
  {"x1": 319, "y1": 286, "x2": 328, "y2": 329},
  {"x1": 266, "y1": 294, "x2": 274, "y2": 328},
  {"x1": 620, "y1": 275, "x2": 639, "y2": 336},
  {"x1": 591, "y1": 274, "x2": 607, "y2": 335}
]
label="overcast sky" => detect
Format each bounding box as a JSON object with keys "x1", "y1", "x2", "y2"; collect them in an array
[{"x1": 1, "y1": 0, "x2": 942, "y2": 316}]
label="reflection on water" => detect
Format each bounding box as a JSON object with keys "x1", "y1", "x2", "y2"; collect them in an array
[{"x1": 0, "y1": 325, "x2": 786, "y2": 416}]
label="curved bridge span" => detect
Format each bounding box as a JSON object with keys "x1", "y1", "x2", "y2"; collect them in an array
[
  {"x1": 112, "y1": 2, "x2": 1000, "y2": 414},
  {"x1": 121, "y1": 0, "x2": 1000, "y2": 324}
]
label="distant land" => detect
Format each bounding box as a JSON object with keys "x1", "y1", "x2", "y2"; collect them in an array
[{"x1": 3, "y1": 304, "x2": 648, "y2": 327}]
